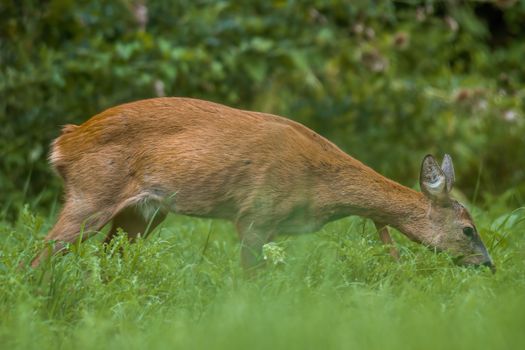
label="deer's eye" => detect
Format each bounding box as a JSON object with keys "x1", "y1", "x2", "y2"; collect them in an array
[{"x1": 463, "y1": 227, "x2": 475, "y2": 238}]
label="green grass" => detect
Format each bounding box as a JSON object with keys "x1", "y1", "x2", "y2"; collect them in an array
[{"x1": 1, "y1": 204, "x2": 524, "y2": 350}]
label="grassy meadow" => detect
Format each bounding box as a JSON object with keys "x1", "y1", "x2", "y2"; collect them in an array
[{"x1": 1, "y1": 199, "x2": 524, "y2": 350}]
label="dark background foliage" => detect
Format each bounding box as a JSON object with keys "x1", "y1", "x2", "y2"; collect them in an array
[{"x1": 1, "y1": 0, "x2": 524, "y2": 219}]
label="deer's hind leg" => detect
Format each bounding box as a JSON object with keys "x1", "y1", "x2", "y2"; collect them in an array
[
  {"x1": 30, "y1": 198, "x2": 117, "y2": 268},
  {"x1": 235, "y1": 218, "x2": 276, "y2": 273},
  {"x1": 104, "y1": 205, "x2": 166, "y2": 244}
]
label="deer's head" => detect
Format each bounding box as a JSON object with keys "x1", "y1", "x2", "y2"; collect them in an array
[{"x1": 418, "y1": 155, "x2": 494, "y2": 272}]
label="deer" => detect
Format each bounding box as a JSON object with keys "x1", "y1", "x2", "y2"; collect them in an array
[{"x1": 30, "y1": 97, "x2": 495, "y2": 272}]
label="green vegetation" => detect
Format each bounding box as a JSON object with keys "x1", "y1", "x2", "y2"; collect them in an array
[
  {"x1": 1, "y1": 1, "x2": 524, "y2": 216},
  {"x1": 1, "y1": 202, "x2": 524, "y2": 349},
  {"x1": 1, "y1": 1, "x2": 524, "y2": 349}
]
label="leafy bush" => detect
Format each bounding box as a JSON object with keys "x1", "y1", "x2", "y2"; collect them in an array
[{"x1": 1, "y1": 0, "x2": 524, "y2": 218}]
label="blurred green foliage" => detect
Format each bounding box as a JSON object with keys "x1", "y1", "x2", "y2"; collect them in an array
[{"x1": 1, "y1": 0, "x2": 524, "y2": 218}]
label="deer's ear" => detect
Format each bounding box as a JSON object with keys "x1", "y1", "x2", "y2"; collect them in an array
[
  {"x1": 420, "y1": 155, "x2": 448, "y2": 201},
  {"x1": 441, "y1": 154, "x2": 455, "y2": 193}
]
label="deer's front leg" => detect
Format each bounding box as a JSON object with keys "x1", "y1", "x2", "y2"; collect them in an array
[
  {"x1": 236, "y1": 220, "x2": 274, "y2": 273},
  {"x1": 374, "y1": 221, "x2": 400, "y2": 260}
]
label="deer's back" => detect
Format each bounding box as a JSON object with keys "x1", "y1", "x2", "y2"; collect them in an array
[{"x1": 51, "y1": 97, "x2": 354, "y2": 221}]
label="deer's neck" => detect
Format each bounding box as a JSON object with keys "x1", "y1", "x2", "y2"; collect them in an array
[{"x1": 316, "y1": 160, "x2": 428, "y2": 241}]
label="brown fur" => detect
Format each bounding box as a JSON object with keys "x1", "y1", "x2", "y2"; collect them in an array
[{"x1": 31, "y1": 97, "x2": 493, "y2": 270}]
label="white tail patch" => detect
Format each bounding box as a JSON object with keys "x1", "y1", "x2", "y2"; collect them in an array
[
  {"x1": 49, "y1": 140, "x2": 63, "y2": 167},
  {"x1": 48, "y1": 124, "x2": 79, "y2": 177}
]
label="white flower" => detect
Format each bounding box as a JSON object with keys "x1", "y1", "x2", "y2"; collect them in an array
[
  {"x1": 262, "y1": 242, "x2": 286, "y2": 265},
  {"x1": 503, "y1": 110, "x2": 518, "y2": 122},
  {"x1": 154, "y1": 79, "x2": 165, "y2": 97}
]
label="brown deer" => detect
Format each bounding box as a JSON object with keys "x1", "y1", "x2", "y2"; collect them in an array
[{"x1": 31, "y1": 97, "x2": 494, "y2": 271}]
